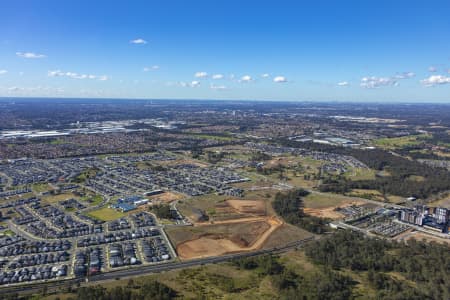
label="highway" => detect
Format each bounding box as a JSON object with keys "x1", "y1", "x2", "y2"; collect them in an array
[{"x1": 0, "y1": 236, "x2": 315, "y2": 295}]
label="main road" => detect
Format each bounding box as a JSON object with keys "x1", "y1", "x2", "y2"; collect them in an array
[{"x1": 0, "y1": 236, "x2": 316, "y2": 295}]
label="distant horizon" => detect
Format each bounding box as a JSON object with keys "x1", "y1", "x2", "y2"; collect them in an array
[
  {"x1": 1, "y1": 1, "x2": 450, "y2": 101},
  {"x1": 1, "y1": 96, "x2": 450, "y2": 105}
]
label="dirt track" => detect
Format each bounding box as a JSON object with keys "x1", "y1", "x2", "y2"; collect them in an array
[
  {"x1": 150, "y1": 191, "x2": 184, "y2": 203},
  {"x1": 196, "y1": 216, "x2": 268, "y2": 226}
]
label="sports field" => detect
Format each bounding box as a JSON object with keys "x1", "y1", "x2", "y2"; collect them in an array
[{"x1": 87, "y1": 207, "x2": 125, "y2": 221}]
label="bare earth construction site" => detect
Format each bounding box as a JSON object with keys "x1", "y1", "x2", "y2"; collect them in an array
[{"x1": 170, "y1": 199, "x2": 284, "y2": 259}]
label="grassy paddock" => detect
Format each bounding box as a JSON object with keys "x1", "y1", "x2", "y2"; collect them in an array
[
  {"x1": 87, "y1": 207, "x2": 125, "y2": 221},
  {"x1": 42, "y1": 192, "x2": 77, "y2": 203},
  {"x1": 303, "y1": 192, "x2": 363, "y2": 209},
  {"x1": 344, "y1": 168, "x2": 377, "y2": 181},
  {"x1": 374, "y1": 134, "x2": 429, "y2": 149}
]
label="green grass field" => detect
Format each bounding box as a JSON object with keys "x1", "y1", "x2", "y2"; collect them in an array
[
  {"x1": 42, "y1": 192, "x2": 77, "y2": 203},
  {"x1": 81, "y1": 194, "x2": 103, "y2": 206},
  {"x1": 303, "y1": 192, "x2": 363, "y2": 209},
  {"x1": 347, "y1": 189, "x2": 385, "y2": 202},
  {"x1": 49, "y1": 139, "x2": 65, "y2": 145},
  {"x1": 177, "y1": 194, "x2": 228, "y2": 219},
  {"x1": 188, "y1": 133, "x2": 234, "y2": 141},
  {"x1": 373, "y1": 134, "x2": 429, "y2": 149},
  {"x1": 31, "y1": 183, "x2": 52, "y2": 193},
  {"x1": 407, "y1": 175, "x2": 425, "y2": 182},
  {"x1": 0, "y1": 229, "x2": 15, "y2": 236},
  {"x1": 87, "y1": 207, "x2": 125, "y2": 221},
  {"x1": 344, "y1": 168, "x2": 377, "y2": 181}
]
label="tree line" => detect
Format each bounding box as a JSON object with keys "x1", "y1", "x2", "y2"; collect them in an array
[
  {"x1": 150, "y1": 204, "x2": 173, "y2": 220},
  {"x1": 305, "y1": 230, "x2": 450, "y2": 300},
  {"x1": 272, "y1": 189, "x2": 329, "y2": 234}
]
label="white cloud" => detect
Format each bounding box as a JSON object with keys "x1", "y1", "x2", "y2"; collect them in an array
[
  {"x1": 143, "y1": 65, "x2": 159, "y2": 72},
  {"x1": 176, "y1": 80, "x2": 201, "y2": 88},
  {"x1": 48, "y1": 70, "x2": 63, "y2": 77},
  {"x1": 428, "y1": 66, "x2": 437, "y2": 72},
  {"x1": 240, "y1": 75, "x2": 252, "y2": 82},
  {"x1": 194, "y1": 71, "x2": 208, "y2": 78},
  {"x1": 360, "y1": 76, "x2": 398, "y2": 89},
  {"x1": 0, "y1": 70, "x2": 7, "y2": 75},
  {"x1": 130, "y1": 38, "x2": 147, "y2": 44},
  {"x1": 48, "y1": 70, "x2": 108, "y2": 81},
  {"x1": 394, "y1": 72, "x2": 415, "y2": 79},
  {"x1": 212, "y1": 74, "x2": 224, "y2": 80},
  {"x1": 420, "y1": 75, "x2": 450, "y2": 86},
  {"x1": 261, "y1": 73, "x2": 270, "y2": 78},
  {"x1": 210, "y1": 84, "x2": 227, "y2": 90},
  {"x1": 3, "y1": 86, "x2": 64, "y2": 94},
  {"x1": 337, "y1": 81, "x2": 349, "y2": 86},
  {"x1": 16, "y1": 52, "x2": 46, "y2": 59},
  {"x1": 98, "y1": 75, "x2": 109, "y2": 81},
  {"x1": 273, "y1": 76, "x2": 288, "y2": 83},
  {"x1": 190, "y1": 80, "x2": 200, "y2": 87},
  {"x1": 360, "y1": 72, "x2": 414, "y2": 88},
  {"x1": 8, "y1": 86, "x2": 20, "y2": 92}
]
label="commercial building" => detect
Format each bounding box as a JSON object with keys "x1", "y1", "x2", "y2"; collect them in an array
[{"x1": 398, "y1": 205, "x2": 449, "y2": 233}]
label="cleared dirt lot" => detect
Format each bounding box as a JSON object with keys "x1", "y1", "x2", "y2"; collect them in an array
[
  {"x1": 178, "y1": 194, "x2": 274, "y2": 223},
  {"x1": 169, "y1": 216, "x2": 282, "y2": 260},
  {"x1": 225, "y1": 199, "x2": 266, "y2": 215},
  {"x1": 262, "y1": 223, "x2": 314, "y2": 249},
  {"x1": 428, "y1": 197, "x2": 450, "y2": 209},
  {"x1": 177, "y1": 237, "x2": 243, "y2": 259},
  {"x1": 172, "y1": 195, "x2": 286, "y2": 259},
  {"x1": 304, "y1": 207, "x2": 347, "y2": 219},
  {"x1": 149, "y1": 191, "x2": 184, "y2": 203}
]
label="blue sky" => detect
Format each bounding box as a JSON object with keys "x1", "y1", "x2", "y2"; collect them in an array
[{"x1": 1, "y1": 0, "x2": 450, "y2": 102}]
